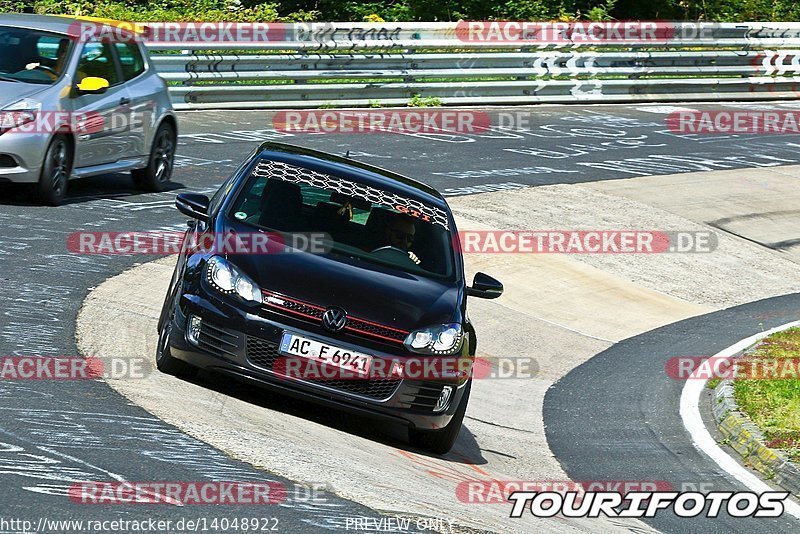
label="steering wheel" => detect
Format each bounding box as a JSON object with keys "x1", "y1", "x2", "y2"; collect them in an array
[
  {"x1": 31, "y1": 64, "x2": 58, "y2": 78},
  {"x1": 370, "y1": 246, "x2": 418, "y2": 266}
]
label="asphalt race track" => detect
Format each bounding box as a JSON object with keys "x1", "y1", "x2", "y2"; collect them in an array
[
  {"x1": 174, "y1": 103, "x2": 800, "y2": 195},
  {"x1": 2, "y1": 102, "x2": 800, "y2": 531},
  {"x1": 544, "y1": 292, "x2": 800, "y2": 533}
]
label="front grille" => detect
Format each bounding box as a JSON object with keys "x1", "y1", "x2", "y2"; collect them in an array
[
  {"x1": 400, "y1": 383, "x2": 447, "y2": 411},
  {"x1": 197, "y1": 321, "x2": 240, "y2": 358},
  {"x1": 345, "y1": 317, "x2": 407, "y2": 343},
  {"x1": 246, "y1": 336, "x2": 281, "y2": 368},
  {"x1": 246, "y1": 335, "x2": 401, "y2": 401},
  {"x1": 260, "y1": 290, "x2": 408, "y2": 345},
  {"x1": 261, "y1": 291, "x2": 325, "y2": 323},
  {"x1": 311, "y1": 378, "x2": 401, "y2": 400}
]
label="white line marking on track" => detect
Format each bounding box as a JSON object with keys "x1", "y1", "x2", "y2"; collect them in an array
[
  {"x1": 39, "y1": 446, "x2": 184, "y2": 506},
  {"x1": 680, "y1": 319, "x2": 800, "y2": 519}
]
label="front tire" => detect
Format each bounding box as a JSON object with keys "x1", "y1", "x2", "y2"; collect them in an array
[
  {"x1": 133, "y1": 122, "x2": 175, "y2": 192},
  {"x1": 155, "y1": 300, "x2": 196, "y2": 378},
  {"x1": 36, "y1": 135, "x2": 72, "y2": 206},
  {"x1": 408, "y1": 380, "x2": 471, "y2": 454}
]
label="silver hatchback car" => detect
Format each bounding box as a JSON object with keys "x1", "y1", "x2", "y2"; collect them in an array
[{"x1": 0, "y1": 14, "x2": 177, "y2": 205}]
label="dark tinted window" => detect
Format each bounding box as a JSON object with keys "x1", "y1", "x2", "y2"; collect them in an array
[
  {"x1": 114, "y1": 42, "x2": 145, "y2": 80},
  {"x1": 76, "y1": 41, "x2": 119, "y2": 85}
]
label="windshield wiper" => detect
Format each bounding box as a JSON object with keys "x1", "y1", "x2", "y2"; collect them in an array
[{"x1": 0, "y1": 75, "x2": 19, "y2": 83}]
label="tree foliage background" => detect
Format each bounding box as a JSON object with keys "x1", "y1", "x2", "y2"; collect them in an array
[{"x1": 1, "y1": 0, "x2": 798, "y2": 22}]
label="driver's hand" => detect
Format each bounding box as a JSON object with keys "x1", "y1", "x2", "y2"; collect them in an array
[
  {"x1": 25, "y1": 62, "x2": 40, "y2": 70},
  {"x1": 408, "y1": 251, "x2": 421, "y2": 265}
]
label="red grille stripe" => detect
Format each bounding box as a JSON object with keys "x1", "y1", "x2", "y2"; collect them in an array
[
  {"x1": 262, "y1": 290, "x2": 326, "y2": 312},
  {"x1": 347, "y1": 316, "x2": 409, "y2": 334},
  {"x1": 261, "y1": 300, "x2": 321, "y2": 322},
  {"x1": 260, "y1": 290, "x2": 409, "y2": 344},
  {"x1": 344, "y1": 326, "x2": 405, "y2": 344}
]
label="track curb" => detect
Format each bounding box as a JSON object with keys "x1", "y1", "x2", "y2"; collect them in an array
[{"x1": 713, "y1": 373, "x2": 800, "y2": 497}]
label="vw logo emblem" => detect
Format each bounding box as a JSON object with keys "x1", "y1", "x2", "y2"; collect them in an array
[{"x1": 322, "y1": 307, "x2": 347, "y2": 332}]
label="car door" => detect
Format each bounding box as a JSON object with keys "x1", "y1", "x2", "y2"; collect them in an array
[
  {"x1": 70, "y1": 39, "x2": 134, "y2": 169},
  {"x1": 112, "y1": 40, "x2": 150, "y2": 159}
]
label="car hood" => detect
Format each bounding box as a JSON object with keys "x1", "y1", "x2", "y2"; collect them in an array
[
  {"x1": 0, "y1": 81, "x2": 47, "y2": 108},
  {"x1": 227, "y1": 242, "x2": 463, "y2": 333}
]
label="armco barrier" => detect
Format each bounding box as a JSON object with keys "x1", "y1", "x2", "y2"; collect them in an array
[{"x1": 142, "y1": 22, "x2": 800, "y2": 109}]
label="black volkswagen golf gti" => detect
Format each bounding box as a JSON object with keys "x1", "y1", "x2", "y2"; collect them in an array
[{"x1": 157, "y1": 142, "x2": 503, "y2": 453}]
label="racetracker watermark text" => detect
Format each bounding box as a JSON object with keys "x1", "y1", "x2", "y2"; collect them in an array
[
  {"x1": 66, "y1": 231, "x2": 717, "y2": 255},
  {"x1": 0, "y1": 357, "x2": 147, "y2": 380},
  {"x1": 458, "y1": 231, "x2": 717, "y2": 253},
  {"x1": 272, "y1": 111, "x2": 490, "y2": 134},
  {"x1": 0, "y1": 111, "x2": 104, "y2": 135},
  {"x1": 68, "y1": 21, "x2": 402, "y2": 44},
  {"x1": 270, "y1": 356, "x2": 537, "y2": 381},
  {"x1": 69, "y1": 482, "x2": 286, "y2": 505},
  {"x1": 67, "y1": 232, "x2": 332, "y2": 255},
  {"x1": 668, "y1": 111, "x2": 800, "y2": 134},
  {"x1": 454, "y1": 21, "x2": 714, "y2": 43},
  {"x1": 666, "y1": 356, "x2": 800, "y2": 380}
]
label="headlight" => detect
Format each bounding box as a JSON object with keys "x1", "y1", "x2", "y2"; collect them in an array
[
  {"x1": 404, "y1": 323, "x2": 463, "y2": 355},
  {"x1": 0, "y1": 99, "x2": 40, "y2": 133},
  {"x1": 205, "y1": 256, "x2": 262, "y2": 305}
]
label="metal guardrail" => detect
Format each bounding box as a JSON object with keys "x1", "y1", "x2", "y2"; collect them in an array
[{"x1": 146, "y1": 22, "x2": 800, "y2": 110}]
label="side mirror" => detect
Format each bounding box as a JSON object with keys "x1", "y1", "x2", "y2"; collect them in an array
[
  {"x1": 467, "y1": 272, "x2": 503, "y2": 299},
  {"x1": 75, "y1": 77, "x2": 110, "y2": 95},
  {"x1": 176, "y1": 193, "x2": 210, "y2": 223}
]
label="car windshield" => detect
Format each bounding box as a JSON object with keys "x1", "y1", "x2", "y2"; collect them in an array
[
  {"x1": 0, "y1": 26, "x2": 72, "y2": 84},
  {"x1": 231, "y1": 159, "x2": 456, "y2": 279}
]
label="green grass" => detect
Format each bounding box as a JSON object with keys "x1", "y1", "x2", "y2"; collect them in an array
[
  {"x1": 407, "y1": 94, "x2": 442, "y2": 107},
  {"x1": 734, "y1": 327, "x2": 800, "y2": 462}
]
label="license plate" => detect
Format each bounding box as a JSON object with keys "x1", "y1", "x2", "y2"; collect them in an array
[{"x1": 279, "y1": 333, "x2": 372, "y2": 375}]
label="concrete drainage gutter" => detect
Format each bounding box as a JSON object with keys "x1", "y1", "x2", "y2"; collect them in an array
[{"x1": 713, "y1": 379, "x2": 800, "y2": 497}]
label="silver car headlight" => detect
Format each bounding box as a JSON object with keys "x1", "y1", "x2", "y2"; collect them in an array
[
  {"x1": 0, "y1": 99, "x2": 40, "y2": 133},
  {"x1": 404, "y1": 323, "x2": 463, "y2": 355},
  {"x1": 205, "y1": 256, "x2": 262, "y2": 305}
]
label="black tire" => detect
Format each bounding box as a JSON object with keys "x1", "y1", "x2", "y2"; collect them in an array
[
  {"x1": 36, "y1": 135, "x2": 72, "y2": 206},
  {"x1": 408, "y1": 380, "x2": 471, "y2": 454},
  {"x1": 155, "y1": 300, "x2": 196, "y2": 378},
  {"x1": 133, "y1": 122, "x2": 175, "y2": 192}
]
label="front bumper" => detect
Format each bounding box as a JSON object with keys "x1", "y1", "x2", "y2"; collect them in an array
[
  {"x1": 0, "y1": 132, "x2": 49, "y2": 184},
  {"x1": 168, "y1": 290, "x2": 470, "y2": 431}
]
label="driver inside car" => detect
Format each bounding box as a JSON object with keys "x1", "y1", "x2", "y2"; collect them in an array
[
  {"x1": 383, "y1": 215, "x2": 421, "y2": 265},
  {"x1": 23, "y1": 37, "x2": 70, "y2": 80}
]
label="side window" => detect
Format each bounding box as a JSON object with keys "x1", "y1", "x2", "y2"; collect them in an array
[
  {"x1": 114, "y1": 42, "x2": 145, "y2": 81},
  {"x1": 76, "y1": 41, "x2": 119, "y2": 85}
]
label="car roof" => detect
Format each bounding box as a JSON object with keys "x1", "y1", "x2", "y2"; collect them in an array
[
  {"x1": 0, "y1": 14, "x2": 81, "y2": 35},
  {"x1": 0, "y1": 14, "x2": 144, "y2": 36},
  {"x1": 253, "y1": 142, "x2": 451, "y2": 211}
]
